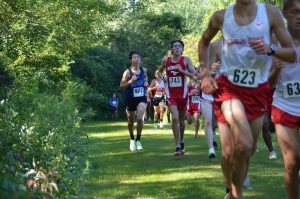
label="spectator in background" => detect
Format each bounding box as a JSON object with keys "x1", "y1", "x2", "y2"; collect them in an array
[{"x1": 108, "y1": 93, "x2": 119, "y2": 120}]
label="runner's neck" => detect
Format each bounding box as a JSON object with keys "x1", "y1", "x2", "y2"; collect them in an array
[
  {"x1": 171, "y1": 55, "x2": 182, "y2": 63},
  {"x1": 234, "y1": 2, "x2": 258, "y2": 26}
]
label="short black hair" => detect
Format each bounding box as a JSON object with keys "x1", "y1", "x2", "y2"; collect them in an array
[
  {"x1": 283, "y1": 0, "x2": 300, "y2": 13},
  {"x1": 128, "y1": 50, "x2": 141, "y2": 60},
  {"x1": 170, "y1": 40, "x2": 184, "y2": 49}
]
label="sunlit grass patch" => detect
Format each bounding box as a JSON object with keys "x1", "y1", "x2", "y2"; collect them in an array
[{"x1": 80, "y1": 121, "x2": 287, "y2": 199}]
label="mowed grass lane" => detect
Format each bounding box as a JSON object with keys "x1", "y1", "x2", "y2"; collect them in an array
[{"x1": 80, "y1": 121, "x2": 286, "y2": 199}]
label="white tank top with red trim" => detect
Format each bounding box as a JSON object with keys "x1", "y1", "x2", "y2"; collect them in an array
[
  {"x1": 221, "y1": 3, "x2": 272, "y2": 87},
  {"x1": 154, "y1": 80, "x2": 165, "y2": 98},
  {"x1": 272, "y1": 47, "x2": 300, "y2": 116}
]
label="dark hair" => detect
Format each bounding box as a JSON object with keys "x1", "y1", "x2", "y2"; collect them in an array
[
  {"x1": 128, "y1": 50, "x2": 141, "y2": 60},
  {"x1": 170, "y1": 40, "x2": 184, "y2": 49},
  {"x1": 283, "y1": 0, "x2": 300, "y2": 13}
]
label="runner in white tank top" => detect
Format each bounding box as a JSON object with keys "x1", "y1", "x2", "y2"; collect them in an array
[
  {"x1": 269, "y1": 2, "x2": 300, "y2": 196},
  {"x1": 198, "y1": 1, "x2": 296, "y2": 198},
  {"x1": 148, "y1": 70, "x2": 165, "y2": 129}
]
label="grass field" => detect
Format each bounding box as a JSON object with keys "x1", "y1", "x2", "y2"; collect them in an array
[{"x1": 79, "y1": 120, "x2": 288, "y2": 199}]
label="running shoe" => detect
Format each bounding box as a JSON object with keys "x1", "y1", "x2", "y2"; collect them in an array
[
  {"x1": 243, "y1": 175, "x2": 252, "y2": 190},
  {"x1": 268, "y1": 150, "x2": 277, "y2": 160},
  {"x1": 130, "y1": 139, "x2": 136, "y2": 151},
  {"x1": 180, "y1": 142, "x2": 185, "y2": 153},
  {"x1": 154, "y1": 123, "x2": 158, "y2": 128},
  {"x1": 208, "y1": 147, "x2": 216, "y2": 158},
  {"x1": 159, "y1": 121, "x2": 164, "y2": 128},
  {"x1": 136, "y1": 140, "x2": 143, "y2": 151},
  {"x1": 174, "y1": 147, "x2": 184, "y2": 156},
  {"x1": 224, "y1": 193, "x2": 230, "y2": 199}
]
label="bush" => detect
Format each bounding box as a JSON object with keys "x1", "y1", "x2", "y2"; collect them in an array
[{"x1": 0, "y1": 79, "x2": 89, "y2": 197}]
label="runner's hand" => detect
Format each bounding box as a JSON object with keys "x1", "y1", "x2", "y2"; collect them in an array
[
  {"x1": 131, "y1": 74, "x2": 137, "y2": 82},
  {"x1": 211, "y1": 62, "x2": 220, "y2": 75},
  {"x1": 249, "y1": 39, "x2": 269, "y2": 55},
  {"x1": 201, "y1": 75, "x2": 218, "y2": 94},
  {"x1": 273, "y1": 58, "x2": 285, "y2": 71}
]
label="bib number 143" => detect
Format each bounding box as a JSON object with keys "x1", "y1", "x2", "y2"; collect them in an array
[{"x1": 169, "y1": 77, "x2": 182, "y2": 87}]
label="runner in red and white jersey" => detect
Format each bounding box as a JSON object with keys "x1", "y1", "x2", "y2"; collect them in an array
[
  {"x1": 198, "y1": 0, "x2": 296, "y2": 198},
  {"x1": 159, "y1": 40, "x2": 195, "y2": 156},
  {"x1": 148, "y1": 70, "x2": 165, "y2": 128},
  {"x1": 186, "y1": 79, "x2": 201, "y2": 139}
]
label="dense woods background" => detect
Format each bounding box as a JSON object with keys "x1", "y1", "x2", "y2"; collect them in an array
[{"x1": 0, "y1": 0, "x2": 282, "y2": 197}]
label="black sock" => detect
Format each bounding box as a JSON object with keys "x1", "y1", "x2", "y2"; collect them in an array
[
  {"x1": 226, "y1": 188, "x2": 230, "y2": 193},
  {"x1": 130, "y1": 134, "x2": 134, "y2": 140},
  {"x1": 136, "y1": 135, "x2": 141, "y2": 141},
  {"x1": 155, "y1": 120, "x2": 158, "y2": 123}
]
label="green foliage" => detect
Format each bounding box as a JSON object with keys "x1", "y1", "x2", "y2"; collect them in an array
[
  {"x1": 0, "y1": 79, "x2": 89, "y2": 197},
  {"x1": 71, "y1": 46, "x2": 125, "y2": 119},
  {"x1": 0, "y1": 0, "x2": 117, "y2": 94}
]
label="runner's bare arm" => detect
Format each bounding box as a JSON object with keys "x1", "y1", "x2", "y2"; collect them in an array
[
  {"x1": 159, "y1": 56, "x2": 167, "y2": 74},
  {"x1": 143, "y1": 67, "x2": 148, "y2": 87},
  {"x1": 198, "y1": 10, "x2": 224, "y2": 76},
  {"x1": 148, "y1": 79, "x2": 156, "y2": 91},
  {"x1": 208, "y1": 39, "x2": 221, "y2": 78},
  {"x1": 119, "y1": 69, "x2": 133, "y2": 90},
  {"x1": 268, "y1": 58, "x2": 285, "y2": 88},
  {"x1": 267, "y1": 5, "x2": 296, "y2": 62},
  {"x1": 198, "y1": 10, "x2": 223, "y2": 93},
  {"x1": 179, "y1": 56, "x2": 195, "y2": 79}
]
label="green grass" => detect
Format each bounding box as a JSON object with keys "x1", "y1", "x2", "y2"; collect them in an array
[{"x1": 79, "y1": 120, "x2": 287, "y2": 199}]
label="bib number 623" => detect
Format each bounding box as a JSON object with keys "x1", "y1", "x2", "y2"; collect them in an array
[{"x1": 228, "y1": 67, "x2": 260, "y2": 88}]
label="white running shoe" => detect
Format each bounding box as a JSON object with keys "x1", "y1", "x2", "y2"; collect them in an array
[
  {"x1": 208, "y1": 148, "x2": 216, "y2": 158},
  {"x1": 224, "y1": 193, "x2": 230, "y2": 199},
  {"x1": 268, "y1": 150, "x2": 277, "y2": 160},
  {"x1": 136, "y1": 140, "x2": 143, "y2": 151},
  {"x1": 160, "y1": 121, "x2": 164, "y2": 128},
  {"x1": 130, "y1": 139, "x2": 136, "y2": 151}
]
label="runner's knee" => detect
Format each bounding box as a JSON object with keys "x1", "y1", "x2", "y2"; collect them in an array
[
  {"x1": 235, "y1": 141, "x2": 253, "y2": 157},
  {"x1": 285, "y1": 156, "x2": 300, "y2": 174}
]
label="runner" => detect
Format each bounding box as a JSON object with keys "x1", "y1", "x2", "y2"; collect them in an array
[
  {"x1": 119, "y1": 51, "x2": 148, "y2": 151},
  {"x1": 198, "y1": 1, "x2": 296, "y2": 198},
  {"x1": 196, "y1": 66, "x2": 217, "y2": 158},
  {"x1": 108, "y1": 93, "x2": 119, "y2": 120},
  {"x1": 159, "y1": 40, "x2": 196, "y2": 156},
  {"x1": 148, "y1": 70, "x2": 165, "y2": 128},
  {"x1": 186, "y1": 78, "x2": 201, "y2": 139},
  {"x1": 209, "y1": 38, "x2": 253, "y2": 191},
  {"x1": 270, "y1": 1, "x2": 300, "y2": 198}
]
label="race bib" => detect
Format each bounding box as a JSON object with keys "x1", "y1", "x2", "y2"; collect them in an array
[
  {"x1": 155, "y1": 91, "x2": 163, "y2": 98},
  {"x1": 169, "y1": 77, "x2": 182, "y2": 87},
  {"x1": 191, "y1": 96, "x2": 200, "y2": 104},
  {"x1": 282, "y1": 81, "x2": 300, "y2": 98},
  {"x1": 133, "y1": 87, "x2": 144, "y2": 97},
  {"x1": 228, "y1": 67, "x2": 260, "y2": 88}
]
